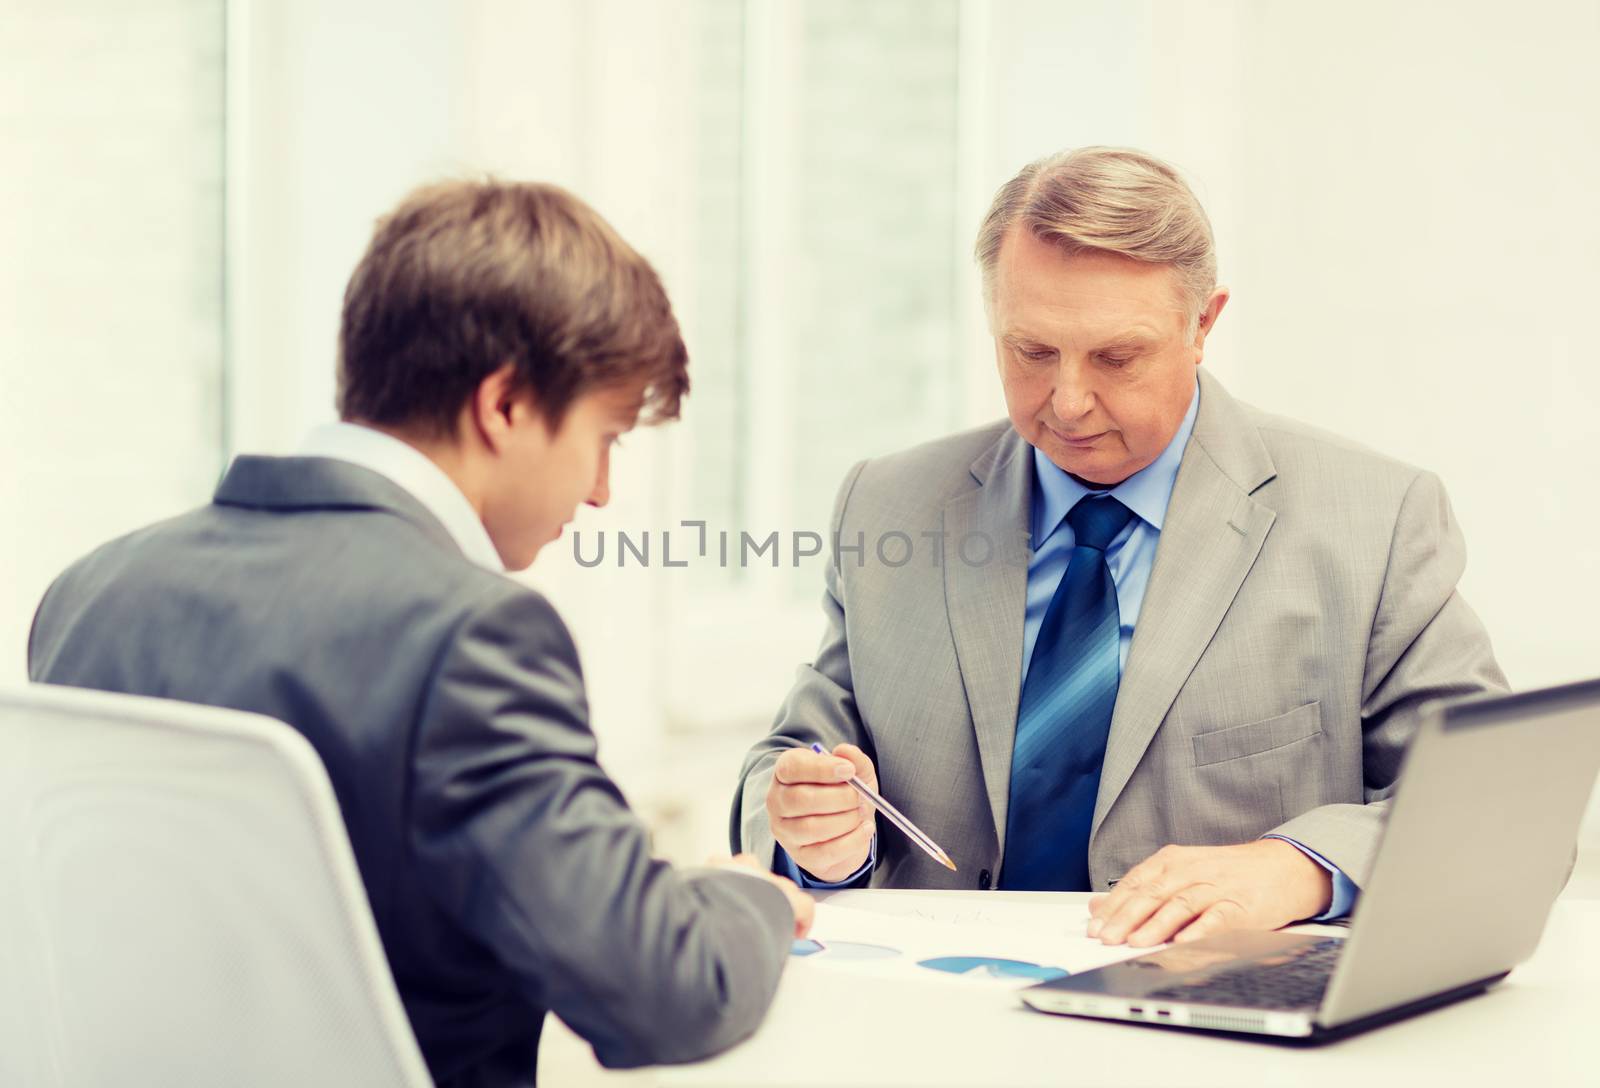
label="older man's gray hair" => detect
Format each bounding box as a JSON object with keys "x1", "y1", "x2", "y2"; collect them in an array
[{"x1": 975, "y1": 146, "x2": 1218, "y2": 335}]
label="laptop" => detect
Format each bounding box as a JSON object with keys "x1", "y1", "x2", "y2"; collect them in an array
[{"x1": 1020, "y1": 677, "x2": 1600, "y2": 1041}]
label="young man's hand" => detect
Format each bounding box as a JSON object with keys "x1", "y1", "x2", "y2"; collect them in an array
[{"x1": 712, "y1": 853, "x2": 816, "y2": 938}]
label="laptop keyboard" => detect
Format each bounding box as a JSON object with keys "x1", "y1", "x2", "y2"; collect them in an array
[{"x1": 1144, "y1": 937, "x2": 1343, "y2": 1010}]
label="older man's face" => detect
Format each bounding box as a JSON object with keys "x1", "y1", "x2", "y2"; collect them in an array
[{"x1": 989, "y1": 228, "x2": 1226, "y2": 486}]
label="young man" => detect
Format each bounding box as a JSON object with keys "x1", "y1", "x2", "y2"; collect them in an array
[{"x1": 30, "y1": 180, "x2": 810, "y2": 1087}]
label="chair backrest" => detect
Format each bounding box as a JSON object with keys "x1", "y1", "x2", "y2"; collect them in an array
[{"x1": 0, "y1": 683, "x2": 435, "y2": 1088}]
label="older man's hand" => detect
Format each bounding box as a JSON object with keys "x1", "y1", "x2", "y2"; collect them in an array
[
  {"x1": 1086, "y1": 839, "x2": 1333, "y2": 947},
  {"x1": 766, "y1": 744, "x2": 878, "y2": 884}
]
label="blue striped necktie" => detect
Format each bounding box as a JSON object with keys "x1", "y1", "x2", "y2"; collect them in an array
[{"x1": 1000, "y1": 494, "x2": 1134, "y2": 891}]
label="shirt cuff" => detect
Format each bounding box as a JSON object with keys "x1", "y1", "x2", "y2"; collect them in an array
[
  {"x1": 1262, "y1": 834, "x2": 1360, "y2": 921},
  {"x1": 775, "y1": 837, "x2": 877, "y2": 889}
]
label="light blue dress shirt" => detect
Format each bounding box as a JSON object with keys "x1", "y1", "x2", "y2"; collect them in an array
[{"x1": 783, "y1": 381, "x2": 1355, "y2": 921}]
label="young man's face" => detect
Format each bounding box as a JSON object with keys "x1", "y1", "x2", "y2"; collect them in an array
[{"x1": 482, "y1": 383, "x2": 643, "y2": 570}]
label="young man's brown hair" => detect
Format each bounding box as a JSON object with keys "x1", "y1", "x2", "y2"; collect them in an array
[{"x1": 336, "y1": 179, "x2": 689, "y2": 436}]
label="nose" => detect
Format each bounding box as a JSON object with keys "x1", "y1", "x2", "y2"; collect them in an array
[
  {"x1": 1051, "y1": 358, "x2": 1096, "y2": 422},
  {"x1": 585, "y1": 452, "x2": 611, "y2": 509}
]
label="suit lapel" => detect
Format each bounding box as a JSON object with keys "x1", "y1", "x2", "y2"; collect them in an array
[
  {"x1": 1092, "y1": 371, "x2": 1278, "y2": 836},
  {"x1": 943, "y1": 429, "x2": 1033, "y2": 850}
]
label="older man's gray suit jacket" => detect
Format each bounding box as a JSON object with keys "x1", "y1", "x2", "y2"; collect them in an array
[
  {"x1": 30, "y1": 456, "x2": 792, "y2": 1087},
  {"x1": 734, "y1": 370, "x2": 1506, "y2": 892}
]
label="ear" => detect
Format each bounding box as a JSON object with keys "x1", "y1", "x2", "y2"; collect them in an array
[
  {"x1": 468, "y1": 362, "x2": 526, "y2": 454},
  {"x1": 1192, "y1": 286, "x2": 1230, "y2": 361}
]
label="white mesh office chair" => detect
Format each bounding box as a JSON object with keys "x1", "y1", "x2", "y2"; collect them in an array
[{"x1": 0, "y1": 684, "x2": 435, "y2": 1088}]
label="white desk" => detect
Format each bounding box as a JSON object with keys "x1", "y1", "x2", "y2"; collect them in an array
[{"x1": 657, "y1": 891, "x2": 1600, "y2": 1088}]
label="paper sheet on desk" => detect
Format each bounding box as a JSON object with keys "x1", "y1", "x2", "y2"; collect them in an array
[
  {"x1": 797, "y1": 898, "x2": 1148, "y2": 988},
  {"x1": 825, "y1": 889, "x2": 1095, "y2": 938}
]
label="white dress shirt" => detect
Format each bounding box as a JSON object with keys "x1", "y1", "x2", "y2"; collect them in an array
[{"x1": 297, "y1": 422, "x2": 504, "y2": 572}]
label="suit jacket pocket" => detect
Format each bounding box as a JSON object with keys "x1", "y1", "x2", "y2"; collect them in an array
[{"x1": 1191, "y1": 701, "x2": 1322, "y2": 768}]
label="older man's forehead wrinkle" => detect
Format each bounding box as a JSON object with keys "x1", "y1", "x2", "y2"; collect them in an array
[
  {"x1": 1001, "y1": 278, "x2": 1182, "y2": 321},
  {"x1": 1000, "y1": 314, "x2": 1170, "y2": 351},
  {"x1": 995, "y1": 258, "x2": 1191, "y2": 332}
]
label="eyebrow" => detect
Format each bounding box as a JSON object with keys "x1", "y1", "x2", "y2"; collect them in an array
[
  {"x1": 1002, "y1": 329, "x2": 1161, "y2": 352},
  {"x1": 1095, "y1": 333, "x2": 1159, "y2": 353}
]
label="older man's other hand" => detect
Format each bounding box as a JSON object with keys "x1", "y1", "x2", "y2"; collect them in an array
[{"x1": 1085, "y1": 839, "x2": 1333, "y2": 947}]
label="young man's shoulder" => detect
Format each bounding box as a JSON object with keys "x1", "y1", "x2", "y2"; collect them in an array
[{"x1": 41, "y1": 498, "x2": 558, "y2": 650}]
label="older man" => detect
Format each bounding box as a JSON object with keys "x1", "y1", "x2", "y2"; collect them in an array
[{"x1": 733, "y1": 146, "x2": 1505, "y2": 946}]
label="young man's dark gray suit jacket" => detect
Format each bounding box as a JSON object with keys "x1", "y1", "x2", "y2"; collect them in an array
[{"x1": 28, "y1": 455, "x2": 792, "y2": 1087}]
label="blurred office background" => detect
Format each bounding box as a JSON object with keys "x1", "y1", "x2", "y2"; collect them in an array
[{"x1": 5, "y1": 0, "x2": 1599, "y2": 869}]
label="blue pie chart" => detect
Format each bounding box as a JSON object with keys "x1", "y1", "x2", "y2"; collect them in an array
[
  {"x1": 917, "y1": 956, "x2": 1070, "y2": 981},
  {"x1": 791, "y1": 939, "x2": 902, "y2": 961}
]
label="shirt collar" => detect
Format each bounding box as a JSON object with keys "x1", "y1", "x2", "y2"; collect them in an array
[
  {"x1": 297, "y1": 422, "x2": 505, "y2": 572},
  {"x1": 1031, "y1": 378, "x2": 1200, "y2": 546}
]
